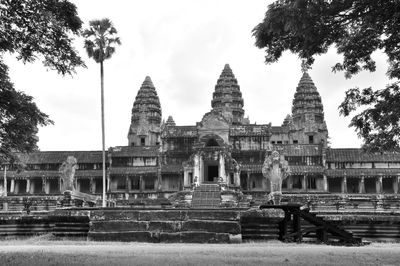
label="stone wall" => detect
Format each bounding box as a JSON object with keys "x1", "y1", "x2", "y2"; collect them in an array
[{"x1": 88, "y1": 209, "x2": 241, "y2": 243}]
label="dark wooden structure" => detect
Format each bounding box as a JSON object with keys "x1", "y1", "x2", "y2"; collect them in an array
[{"x1": 259, "y1": 204, "x2": 362, "y2": 245}]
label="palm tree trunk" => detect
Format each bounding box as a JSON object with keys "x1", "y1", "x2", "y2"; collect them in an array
[{"x1": 101, "y1": 61, "x2": 106, "y2": 207}]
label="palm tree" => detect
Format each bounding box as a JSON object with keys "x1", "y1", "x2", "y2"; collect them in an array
[{"x1": 83, "y1": 18, "x2": 121, "y2": 207}]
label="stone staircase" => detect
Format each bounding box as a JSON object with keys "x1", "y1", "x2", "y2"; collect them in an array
[{"x1": 191, "y1": 183, "x2": 221, "y2": 208}]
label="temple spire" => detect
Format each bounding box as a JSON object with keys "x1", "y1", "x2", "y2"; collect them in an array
[
  {"x1": 210, "y1": 64, "x2": 247, "y2": 125},
  {"x1": 127, "y1": 76, "x2": 162, "y2": 146}
]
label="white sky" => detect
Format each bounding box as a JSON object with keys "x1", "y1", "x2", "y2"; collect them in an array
[{"x1": 4, "y1": 0, "x2": 391, "y2": 151}]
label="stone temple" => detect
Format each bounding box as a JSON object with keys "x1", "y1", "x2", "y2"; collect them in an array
[{"x1": 2, "y1": 64, "x2": 400, "y2": 209}]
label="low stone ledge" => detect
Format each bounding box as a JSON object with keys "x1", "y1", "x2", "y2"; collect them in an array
[
  {"x1": 90, "y1": 210, "x2": 139, "y2": 221},
  {"x1": 181, "y1": 220, "x2": 240, "y2": 234},
  {"x1": 88, "y1": 231, "x2": 159, "y2": 242},
  {"x1": 160, "y1": 231, "x2": 230, "y2": 243},
  {"x1": 138, "y1": 210, "x2": 187, "y2": 221},
  {"x1": 186, "y1": 210, "x2": 241, "y2": 221},
  {"x1": 90, "y1": 221, "x2": 148, "y2": 232}
]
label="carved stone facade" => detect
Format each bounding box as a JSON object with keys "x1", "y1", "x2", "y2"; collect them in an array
[{"x1": 2, "y1": 64, "x2": 400, "y2": 206}]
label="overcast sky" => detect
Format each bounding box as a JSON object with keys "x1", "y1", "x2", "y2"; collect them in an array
[{"x1": 4, "y1": 0, "x2": 391, "y2": 151}]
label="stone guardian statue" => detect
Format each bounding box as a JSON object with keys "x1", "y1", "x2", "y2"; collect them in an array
[
  {"x1": 59, "y1": 156, "x2": 78, "y2": 193},
  {"x1": 262, "y1": 151, "x2": 290, "y2": 204}
]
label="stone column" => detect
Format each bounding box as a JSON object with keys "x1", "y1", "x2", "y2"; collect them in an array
[
  {"x1": 139, "y1": 175, "x2": 143, "y2": 192},
  {"x1": 41, "y1": 178, "x2": 46, "y2": 194},
  {"x1": 75, "y1": 178, "x2": 79, "y2": 192},
  {"x1": 302, "y1": 175, "x2": 307, "y2": 191},
  {"x1": 323, "y1": 175, "x2": 328, "y2": 192},
  {"x1": 125, "y1": 176, "x2": 129, "y2": 200},
  {"x1": 183, "y1": 169, "x2": 189, "y2": 187},
  {"x1": 341, "y1": 175, "x2": 347, "y2": 194},
  {"x1": 199, "y1": 156, "x2": 204, "y2": 184},
  {"x1": 376, "y1": 175, "x2": 383, "y2": 194},
  {"x1": 246, "y1": 172, "x2": 250, "y2": 191},
  {"x1": 58, "y1": 178, "x2": 62, "y2": 193},
  {"x1": 89, "y1": 178, "x2": 95, "y2": 194},
  {"x1": 106, "y1": 175, "x2": 111, "y2": 192},
  {"x1": 193, "y1": 154, "x2": 200, "y2": 184},
  {"x1": 26, "y1": 179, "x2": 31, "y2": 194},
  {"x1": 287, "y1": 176, "x2": 293, "y2": 191},
  {"x1": 219, "y1": 154, "x2": 226, "y2": 183},
  {"x1": 394, "y1": 175, "x2": 400, "y2": 194},
  {"x1": 157, "y1": 171, "x2": 162, "y2": 192},
  {"x1": 359, "y1": 175, "x2": 366, "y2": 194},
  {"x1": 10, "y1": 178, "x2": 15, "y2": 194}
]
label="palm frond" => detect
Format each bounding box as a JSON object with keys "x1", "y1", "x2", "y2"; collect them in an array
[{"x1": 83, "y1": 18, "x2": 121, "y2": 63}]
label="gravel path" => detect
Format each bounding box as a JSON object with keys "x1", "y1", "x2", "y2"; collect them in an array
[{"x1": 0, "y1": 240, "x2": 399, "y2": 266}]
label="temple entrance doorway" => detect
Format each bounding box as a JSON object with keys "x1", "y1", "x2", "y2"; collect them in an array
[{"x1": 204, "y1": 162, "x2": 219, "y2": 182}]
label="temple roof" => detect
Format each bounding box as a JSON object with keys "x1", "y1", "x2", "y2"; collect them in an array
[
  {"x1": 14, "y1": 151, "x2": 103, "y2": 164},
  {"x1": 292, "y1": 72, "x2": 324, "y2": 118},
  {"x1": 326, "y1": 149, "x2": 400, "y2": 162},
  {"x1": 130, "y1": 76, "x2": 162, "y2": 127},
  {"x1": 210, "y1": 64, "x2": 245, "y2": 124},
  {"x1": 109, "y1": 146, "x2": 159, "y2": 157},
  {"x1": 325, "y1": 168, "x2": 400, "y2": 177}
]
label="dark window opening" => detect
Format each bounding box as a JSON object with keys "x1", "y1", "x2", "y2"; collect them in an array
[
  {"x1": 292, "y1": 175, "x2": 303, "y2": 189},
  {"x1": 144, "y1": 179, "x2": 155, "y2": 190},
  {"x1": 141, "y1": 137, "x2": 146, "y2": 146},
  {"x1": 207, "y1": 165, "x2": 218, "y2": 182},
  {"x1": 293, "y1": 140, "x2": 298, "y2": 144},
  {"x1": 131, "y1": 142, "x2": 135, "y2": 146},
  {"x1": 189, "y1": 172, "x2": 193, "y2": 184},
  {"x1": 49, "y1": 179, "x2": 59, "y2": 194},
  {"x1": 131, "y1": 177, "x2": 140, "y2": 190},
  {"x1": 206, "y1": 138, "x2": 219, "y2": 147},
  {"x1": 116, "y1": 178, "x2": 126, "y2": 190},
  {"x1": 308, "y1": 135, "x2": 314, "y2": 144},
  {"x1": 252, "y1": 181, "x2": 256, "y2": 188},
  {"x1": 79, "y1": 179, "x2": 90, "y2": 193},
  {"x1": 282, "y1": 178, "x2": 287, "y2": 189},
  {"x1": 230, "y1": 173, "x2": 234, "y2": 185},
  {"x1": 95, "y1": 180, "x2": 102, "y2": 193},
  {"x1": 307, "y1": 177, "x2": 316, "y2": 189},
  {"x1": 277, "y1": 141, "x2": 282, "y2": 144}
]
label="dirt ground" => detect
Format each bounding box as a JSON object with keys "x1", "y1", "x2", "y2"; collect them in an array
[{"x1": 0, "y1": 237, "x2": 399, "y2": 266}]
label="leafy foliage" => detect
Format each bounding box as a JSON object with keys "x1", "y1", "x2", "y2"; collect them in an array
[
  {"x1": 0, "y1": 62, "x2": 53, "y2": 163},
  {"x1": 0, "y1": 0, "x2": 84, "y2": 74},
  {"x1": 253, "y1": 0, "x2": 400, "y2": 151},
  {"x1": 83, "y1": 19, "x2": 121, "y2": 64},
  {"x1": 0, "y1": 0, "x2": 84, "y2": 162}
]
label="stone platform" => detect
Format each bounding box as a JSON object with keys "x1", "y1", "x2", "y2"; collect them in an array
[{"x1": 87, "y1": 208, "x2": 242, "y2": 243}]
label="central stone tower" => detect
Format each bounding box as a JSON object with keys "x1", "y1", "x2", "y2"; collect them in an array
[{"x1": 210, "y1": 64, "x2": 248, "y2": 125}]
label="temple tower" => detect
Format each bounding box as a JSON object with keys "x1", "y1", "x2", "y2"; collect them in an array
[
  {"x1": 211, "y1": 64, "x2": 248, "y2": 125},
  {"x1": 290, "y1": 71, "x2": 328, "y2": 145},
  {"x1": 128, "y1": 76, "x2": 162, "y2": 146}
]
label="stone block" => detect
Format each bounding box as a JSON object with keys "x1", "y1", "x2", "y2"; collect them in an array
[
  {"x1": 159, "y1": 231, "x2": 230, "y2": 243},
  {"x1": 138, "y1": 210, "x2": 186, "y2": 221},
  {"x1": 88, "y1": 231, "x2": 159, "y2": 242},
  {"x1": 159, "y1": 232, "x2": 182, "y2": 242},
  {"x1": 181, "y1": 220, "x2": 240, "y2": 234},
  {"x1": 90, "y1": 221, "x2": 148, "y2": 232},
  {"x1": 186, "y1": 210, "x2": 240, "y2": 221},
  {"x1": 90, "y1": 210, "x2": 139, "y2": 221},
  {"x1": 148, "y1": 221, "x2": 181, "y2": 232}
]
